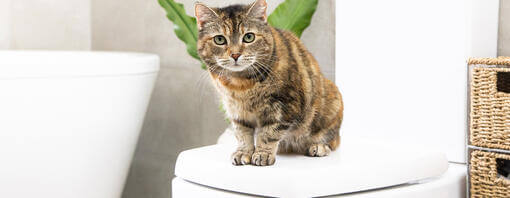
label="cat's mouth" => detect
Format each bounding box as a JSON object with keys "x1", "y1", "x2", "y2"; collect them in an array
[
  {"x1": 216, "y1": 56, "x2": 256, "y2": 72},
  {"x1": 221, "y1": 64, "x2": 250, "y2": 72}
]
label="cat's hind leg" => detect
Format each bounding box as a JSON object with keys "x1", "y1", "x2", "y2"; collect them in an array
[
  {"x1": 306, "y1": 114, "x2": 342, "y2": 157},
  {"x1": 307, "y1": 143, "x2": 332, "y2": 157}
]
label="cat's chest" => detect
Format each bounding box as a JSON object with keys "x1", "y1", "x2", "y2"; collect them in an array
[
  {"x1": 215, "y1": 81, "x2": 264, "y2": 102},
  {"x1": 223, "y1": 94, "x2": 257, "y2": 113},
  {"x1": 220, "y1": 91, "x2": 262, "y2": 120},
  {"x1": 213, "y1": 78, "x2": 270, "y2": 120}
]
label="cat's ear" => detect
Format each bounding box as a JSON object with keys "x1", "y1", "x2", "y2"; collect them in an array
[
  {"x1": 195, "y1": 2, "x2": 219, "y2": 29},
  {"x1": 247, "y1": 0, "x2": 267, "y2": 21}
]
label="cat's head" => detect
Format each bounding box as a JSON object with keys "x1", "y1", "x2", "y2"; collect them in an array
[{"x1": 195, "y1": 0, "x2": 274, "y2": 74}]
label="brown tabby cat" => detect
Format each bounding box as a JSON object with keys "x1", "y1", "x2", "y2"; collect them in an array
[{"x1": 195, "y1": 0, "x2": 343, "y2": 166}]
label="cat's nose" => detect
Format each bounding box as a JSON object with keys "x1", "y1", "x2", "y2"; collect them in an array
[{"x1": 231, "y1": 53, "x2": 241, "y2": 61}]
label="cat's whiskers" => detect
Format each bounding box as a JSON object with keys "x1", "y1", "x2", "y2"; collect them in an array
[
  {"x1": 195, "y1": 62, "x2": 220, "y2": 106},
  {"x1": 252, "y1": 62, "x2": 274, "y2": 82},
  {"x1": 251, "y1": 63, "x2": 265, "y2": 80},
  {"x1": 248, "y1": 66, "x2": 259, "y2": 81},
  {"x1": 253, "y1": 60, "x2": 277, "y2": 82}
]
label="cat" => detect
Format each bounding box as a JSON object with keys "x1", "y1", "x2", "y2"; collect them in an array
[{"x1": 195, "y1": 0, "x2": 343, "y2": 166}]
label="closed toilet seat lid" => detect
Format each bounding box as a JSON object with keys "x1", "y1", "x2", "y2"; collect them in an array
[
  {"x1": 174, "y1": 135, "x2": 448, "y2": 198},
  {"x1": 0, "y1": 51, "x2": 159, "y2": 79}
]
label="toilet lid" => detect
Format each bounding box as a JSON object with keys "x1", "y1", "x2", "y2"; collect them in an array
[
  {"x1": 0, "y1": 51, "x2": 159, "y2": 79},
  {"x1": 174, "y1": 135, "x2": 448, "y2": 198}
]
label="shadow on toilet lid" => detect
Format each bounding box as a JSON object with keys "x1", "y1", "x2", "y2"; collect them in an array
[{"x1": 174, "y1": 136, "x2": 448, "y2": 198}]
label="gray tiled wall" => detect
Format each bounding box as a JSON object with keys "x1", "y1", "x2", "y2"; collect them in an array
[
  {"x1": 0, "y1": 0, "x2": 10, "y2": 49},
  {"x1": 0, "y1": 0, "x2": 91, "y2": 50},
  {"x1": 499, "y1": 0, "x2": 510, "y2": 56}
]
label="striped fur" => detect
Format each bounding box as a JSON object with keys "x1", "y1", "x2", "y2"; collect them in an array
[{"x1": 195, "y1": 0, "x2": 343, "y2": 166}]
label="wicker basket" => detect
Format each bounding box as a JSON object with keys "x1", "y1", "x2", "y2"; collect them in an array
[
  {"x1": 469, "y1": 149, "x2": 510, "y2": 197},
  {"x1": 469, "y1": 57, "x2": 510, "y2": 151}
]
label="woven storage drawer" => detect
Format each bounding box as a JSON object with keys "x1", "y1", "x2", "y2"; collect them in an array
[
  {"x1": 469, "y1": 149, "x2": 510, "y2": 197},
  {"x1": 469, "y1": 57, "x2": 510, "y2": 151}
]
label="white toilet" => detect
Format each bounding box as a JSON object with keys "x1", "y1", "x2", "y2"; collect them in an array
[
  {"x1": 172, "y1": 128, "x2": 465, "y2": 198},
  {"x1": 0, "y1": 51, "x2": 159, "y2": 198}
]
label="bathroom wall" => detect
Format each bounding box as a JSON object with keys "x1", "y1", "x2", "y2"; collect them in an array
[
  {"x1": 90, "y1": 0, "x2": 335, "y2": 197},
  {"x1": 0, "y1": 0, "x2": 91, "y2": 50},
  {"x1": 0, "y1": 0, "x2": 10, "y2": 49},
  {"x1": 499, "y1": 0, "x2": 510, "y2": 56}
]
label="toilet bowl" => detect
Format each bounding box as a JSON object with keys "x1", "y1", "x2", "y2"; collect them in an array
[
  {"x1": 172, "y1": 162, "x2": 465, "y2": 198},
  {"x1": 0, "y1": 51, "x2": 159, "y2": 198},
  {"x1": 172, "y1": 131, "x2": 466, "y2": 198}
]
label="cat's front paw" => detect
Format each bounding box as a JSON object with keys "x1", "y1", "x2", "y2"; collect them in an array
[
  {"x1": 251, "y1": 150, "x2": 276, "y2": 166},
  {"x1": 231, "y1": 149, "x2": 254, "y2": 165}
]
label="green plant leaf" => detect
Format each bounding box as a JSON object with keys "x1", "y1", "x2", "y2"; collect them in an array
[
  {"x1": 218, "y1": 102, "x2": 230, "y2": 123},
  {"x1": 158, "y1": 0, "x2": 200, "y2": 60},
  {"x1": 267, "y1": 0, "x2": 318, "y2": 37}
]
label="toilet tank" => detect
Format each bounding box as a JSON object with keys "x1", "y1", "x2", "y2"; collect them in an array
[
  {"x1": 0, "y1": 51, "x2": 159, "y2": 198},
  {"x1": 335, "y1": 0, "x2": 499, "y2": 163}
]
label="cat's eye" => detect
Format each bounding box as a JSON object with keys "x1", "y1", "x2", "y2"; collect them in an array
[
  {"x1": 243, "y1": 33, "x2": 255, "y2": 43},
  {"x1": 213, "y1": 35, "x2": 227, "y2": 45}
]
